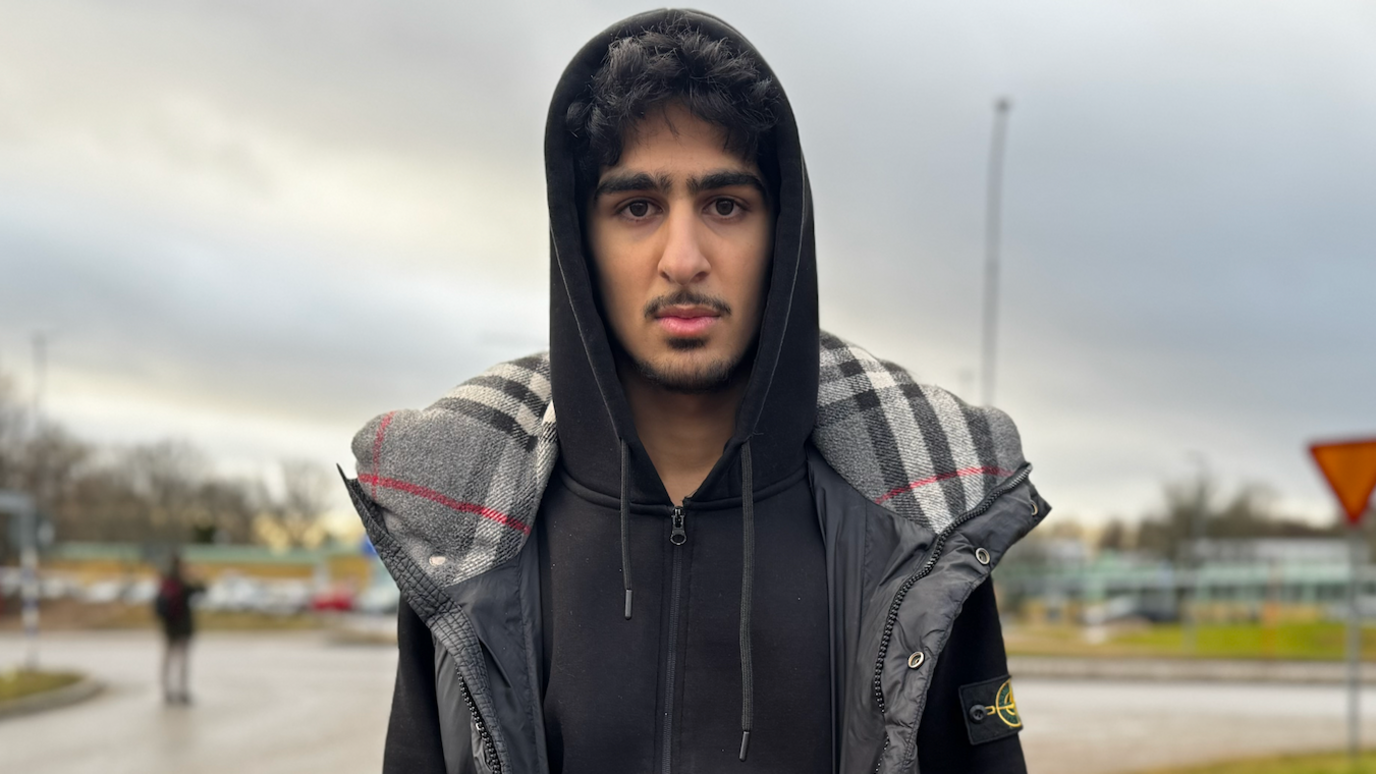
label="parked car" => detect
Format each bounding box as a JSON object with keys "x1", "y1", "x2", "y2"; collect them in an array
[
  {"x1": 310, "y1": 585, "x2": 355, "y2": 612},
  {"x1": 260, "y1": 580, "x2": 313, "y2": 616},
  {"x1": 122, "y1": 578, "x2": 159, "y2": 605},
  {"x1": 354, "y1": 582, "x2": 400, "y2": 615},
  {"x1": 80, "y1": 580, "x2": 125, "y2": 604},
  {"x1": 200, "y1": 573, "x2": 267, "y2": 612}
]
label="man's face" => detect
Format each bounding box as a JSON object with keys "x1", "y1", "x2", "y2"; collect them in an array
[{"x1": 587, "y1": 102, "x2": 773, "y2": 393}]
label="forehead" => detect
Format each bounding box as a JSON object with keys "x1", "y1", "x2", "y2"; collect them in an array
[{"x1": 610, "y1": 102, "x2": 757, "y2": 175}]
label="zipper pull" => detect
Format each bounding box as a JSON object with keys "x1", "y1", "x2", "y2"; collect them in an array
[{"x1": 670, "y1": 506, "x2": 687, "y2": 546}]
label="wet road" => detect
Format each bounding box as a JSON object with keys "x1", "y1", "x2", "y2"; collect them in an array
[
  {"x1": 1019, "y1": 677, "x2": 1376, "y2": 773},
  {"x1": 0, "y1": 630, "x2": 395, "y2": 774},
  {"x1": 5, "y1": 631, "x2": 1376, "y2": 773}
]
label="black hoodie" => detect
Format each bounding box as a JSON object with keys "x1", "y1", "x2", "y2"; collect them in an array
[
  {"x1": 352, "y1": 9, "x2": 1043, "y2": 774},
  {"x1": 539, "y1": 9, "x2": 825, "y2": 771}
]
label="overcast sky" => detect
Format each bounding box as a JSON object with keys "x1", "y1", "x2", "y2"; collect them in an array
[{"x1": 1, "y1": 0, "x2": 1372, "y2": 525}]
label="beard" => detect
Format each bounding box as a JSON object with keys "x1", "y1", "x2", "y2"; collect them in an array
[
  {"x1": 626, "y1": 289, "x2": 748, "y2": 394},
  {"x1": 630, "y1": 338, "x2": 750, "y2": 394}
]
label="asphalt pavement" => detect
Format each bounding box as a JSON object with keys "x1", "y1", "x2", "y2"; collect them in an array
[
  {"x1": 1018, "y1": 677, "x2": 1376, "y2": 773},
  {"x1": 6, "y1": 630, "x2": 1376, "y2": 773},
  {"x1": 0, "y1": 630, "x2": 395, "y2": 774}
]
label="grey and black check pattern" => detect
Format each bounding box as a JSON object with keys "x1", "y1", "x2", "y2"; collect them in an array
[
  {"x1": 814, "y1": 332, "x2": 1025, "y2": 533},
  {"x1": 352, "y1": 354, "x2": 558, "y2": 590},
  {"x1": 353, "y1": 332, "x2": 1026, "y2": 589}
]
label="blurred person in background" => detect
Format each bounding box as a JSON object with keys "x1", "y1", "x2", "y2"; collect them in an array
[
  {"x1": 153, "y1": 551, "x2": 203, "y2": 705},
  {"x1": 344, "y1": 9, "x2": 1048, "y2": 773}
]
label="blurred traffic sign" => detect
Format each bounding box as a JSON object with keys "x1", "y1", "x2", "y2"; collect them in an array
[
  {"x1": 1310, "y1": 438, "x2": 1376, "y2": 524},
  {"x1": 1309, "y1": 437, "x2": 1376, "y2": 765}
]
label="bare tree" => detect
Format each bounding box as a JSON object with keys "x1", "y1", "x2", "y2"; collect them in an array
[
  {"x1": 124, "y1": 441, "x2": 208, "y2": 543},
  {"x1": 0, "y1": 373, "x2": 29, "y2": 490},
  {"x1": 0, "y1": 365, "x2": 334, "y2": 548},
  {"x1": 1098, "y1": 519, "x2": 1130, "y2": 552},
  {"x1": 275, "y1": 459, "x2": 333, "y2": 548},
  {"x1": 190, "y1": 479, "x2": 258, "y2": 544},
  {"x1": 1134, "y1": 472, "x2": 1331, "y2": 560}
]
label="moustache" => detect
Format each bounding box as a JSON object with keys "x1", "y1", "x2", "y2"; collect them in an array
[{"x1": 643, "y1": 290, "x2": 733, "y2": 319}]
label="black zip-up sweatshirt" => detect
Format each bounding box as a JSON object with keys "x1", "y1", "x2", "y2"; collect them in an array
[{"x1": 536, "y1": 465, "x2": 831, "y2": 773}]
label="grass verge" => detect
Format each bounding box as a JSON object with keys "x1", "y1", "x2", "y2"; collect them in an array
[
  {"x1": 0, "y1": 670, "x2": 82, "y2": 703},
  {"x1": 1, "y1": 601, "x2": 325, "y2": 632},
  {"x1": 1007, "y1": 622, "x2": 1376, "y2": 661},
  {"x1": 1133, "y1": 751, "x2": 1376, "y2": 773}
]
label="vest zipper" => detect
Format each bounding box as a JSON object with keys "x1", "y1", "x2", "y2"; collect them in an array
[
  {"x1": 461, "y1": 675, "x2": 501, "y2": 773},
  {"x1": 870, "y1": 466, "x2": 1033, "y2": 716},
  {"x1": 662, "y1": 504, "x2": 688, "y2": 774}
]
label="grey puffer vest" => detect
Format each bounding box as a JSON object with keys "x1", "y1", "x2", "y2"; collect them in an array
[{"x1": 343, "y1": 337, "x2": 1048, "y2": 773}]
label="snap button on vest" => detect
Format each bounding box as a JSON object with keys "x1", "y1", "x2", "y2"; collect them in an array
[
  {"x1": 907, "y1": 651, "x2": 925, "y2": 669},
  {"x1": 975, "y1": 547, "x2": 991, "y2": 565}
]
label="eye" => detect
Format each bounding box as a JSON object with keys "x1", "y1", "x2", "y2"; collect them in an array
[
  {"x1": 713, "y1": 198, "x2": 737, "y2": 217},
  {"x1": 627, "y1": 200, "x2": 650, "y2": 218}
]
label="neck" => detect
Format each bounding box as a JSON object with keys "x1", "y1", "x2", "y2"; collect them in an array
[{"x1": 619, "y1": 362, "x2": 747, "y2": 506}]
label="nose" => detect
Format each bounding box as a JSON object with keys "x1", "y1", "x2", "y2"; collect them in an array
[{"x1": 657, "y1": 207, "x2": 710, "y2": 286}]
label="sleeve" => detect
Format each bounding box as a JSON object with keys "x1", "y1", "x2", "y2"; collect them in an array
[
  {"x1": 384, "y1": 597, "x2": 458, "y2": 774},
  {"x1": 915, "y1": 577, "x2": 1027, "y2": 774}
]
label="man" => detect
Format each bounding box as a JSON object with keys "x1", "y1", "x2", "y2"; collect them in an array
[
  {"x1": 344, "y1": 9, "x2": 1048, "y2": 773},
  {"x1": 153, "y1": 552, "x2": 202, "y2": 705}
]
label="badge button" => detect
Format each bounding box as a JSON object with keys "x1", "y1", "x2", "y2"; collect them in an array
[{"x1": 958, "y1": 674, "x2": 1023, "y2": 745}]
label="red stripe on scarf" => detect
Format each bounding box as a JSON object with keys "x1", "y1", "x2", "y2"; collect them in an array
[
  {"x1": 876, "y1": 466, "x2": 1016, "y2": 505},
  {"x1": 358, "y1": 473, "x2": 532, "y2": 536}
]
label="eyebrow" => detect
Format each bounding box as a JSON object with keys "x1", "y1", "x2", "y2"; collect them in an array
[
  {"x1": 688, "y1": 170, "x2": 766, "y2": 196},
  {"x1": 594, "y1": 171, "x2": 671, "y2": 199},
  {"x1": 593, "y1": 168, "x2": 767, "y2": 200}
]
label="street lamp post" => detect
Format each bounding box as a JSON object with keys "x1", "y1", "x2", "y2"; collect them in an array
[
  {"x1": 22, "y1": 331, "x2": 52, "y2": 671},
  {"x1": 0, "y1": 491, "x2": 39, "y2": 670},
  {"x1": 980, "y1": 98, "x2": 1013, "y2": 407}
]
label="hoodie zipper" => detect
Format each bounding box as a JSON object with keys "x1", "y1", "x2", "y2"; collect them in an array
[
  {"x1": 461, "y1": 676, "x2": 501, "y2": 773},
  {"x1": 662, "y1": 504, "x2": 688, "y2": 774},
  {"x1": 871, "y1": 466, "x2": 1033, "y2": 717}
]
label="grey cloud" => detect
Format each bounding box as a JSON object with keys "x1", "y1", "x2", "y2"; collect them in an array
[{"x1": 1, "y1": 0, "x2": 1372, "y2": 521}]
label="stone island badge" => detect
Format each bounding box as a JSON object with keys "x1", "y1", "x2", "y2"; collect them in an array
[{"x1": 959, "y1": 675, "x2": 1023, "y2": 745}]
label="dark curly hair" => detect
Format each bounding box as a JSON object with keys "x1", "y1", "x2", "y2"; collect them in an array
[{"x1": 566, "y1": 16, "x2": 781, "y2": 193}]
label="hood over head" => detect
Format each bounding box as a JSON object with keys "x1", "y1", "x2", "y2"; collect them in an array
[
  {"x1": 347, "y1": 9, "x2": 1033, "y2": 593},
  {"x1": 545, "y1": 8, "x2": 818, "y2": 504}
]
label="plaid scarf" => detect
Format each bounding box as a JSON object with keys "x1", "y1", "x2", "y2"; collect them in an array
[{"x1": 352, "y1": 332, "x2": 1026, "y2": 588}]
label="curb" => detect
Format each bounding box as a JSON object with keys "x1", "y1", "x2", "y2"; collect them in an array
[
  {"x1": 0, "y1": 677, "x2": 104, "y2": 721},
  {"x1": 1010, "y1": 655, "x2": 1376, "y2": 684}
]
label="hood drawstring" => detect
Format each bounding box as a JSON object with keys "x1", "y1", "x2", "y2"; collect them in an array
[
  {"x1": 620, "y1": 439, "x2": 634, "y2": 620},
  {"x1": 738, "y1": 440, "x2": 755, "y2": 762},
  {"x1": 619, "y1": 437, "x2": 755, "y2": 758}
]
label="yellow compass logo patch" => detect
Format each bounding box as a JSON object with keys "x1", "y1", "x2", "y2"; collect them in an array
[
  {"x1": 959, "y1": 675, "x2": 1024, "y2": 745},
  {"x1": 991, "y1": 679, "x2": 1021, "y2": 728}
]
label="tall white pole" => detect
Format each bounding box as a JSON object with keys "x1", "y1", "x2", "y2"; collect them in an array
[
  {"x1": 26, "y1": 332, "x2": 47, "y2": 671},
  {"x1": 981, "y1": 98, "x2": 1012, "y2": 407},
  {"x1": 21, "y1": 507, "x2": 38, "y2": 670}
]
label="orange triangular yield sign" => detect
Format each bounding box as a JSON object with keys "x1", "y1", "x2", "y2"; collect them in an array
[{"x1": 1310, "y1": 438, "x2": 1376, "y2": 524}]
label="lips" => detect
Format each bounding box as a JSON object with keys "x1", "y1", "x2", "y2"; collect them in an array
[{"x1": 655, "y1": 306, "x2": 720, "y2": 336}]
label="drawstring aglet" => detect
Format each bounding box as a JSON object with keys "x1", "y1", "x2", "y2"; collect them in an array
[
  {"x1": 738, "y1": 730, "x2": 751, "y2": 761},
  {"x1": 619, "y1": 439, "x2": 635, "y2": 621}
]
